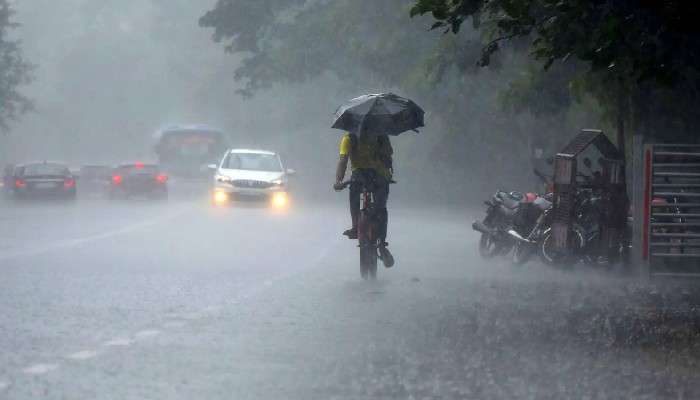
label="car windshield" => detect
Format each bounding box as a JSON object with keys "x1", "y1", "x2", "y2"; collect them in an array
[
  {"x1": 22, "y1": 163, "x2": 69, "y2": 176},
  {"x1": 224, "y1": 153, "x2": 281, "y2": 172}
]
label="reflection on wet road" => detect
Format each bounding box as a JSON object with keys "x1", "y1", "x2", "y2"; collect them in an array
[{"x1": 0, "y1": 197, "x2": 698, "y2": 399}]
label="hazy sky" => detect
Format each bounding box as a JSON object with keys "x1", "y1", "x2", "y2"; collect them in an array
[{"x1": 5, "y1": 1, "x2": 254, "y2": 162}]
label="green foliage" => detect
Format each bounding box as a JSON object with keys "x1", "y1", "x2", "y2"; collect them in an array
[
  {"x1": 0, "y1": 1, "x2": 33, "y2": 132},
  {"x1": 200, "y1": 0, "x2": 306, "y2": 53},
  {"x1": 411, "y1": 0, "x2": 700, "y2": 141},
  {"x1": 199, "y1": 0, "x2": 610, "y2": 196},
  {"x1": 200, "y1": 0, "x2": 450, "y2": 96},
  {"x1": 501, "y1": 61, "x2": 579, "y2": 117},
  {"x1": 411, "y1": 0, "x2": 700, "y2": 86}
]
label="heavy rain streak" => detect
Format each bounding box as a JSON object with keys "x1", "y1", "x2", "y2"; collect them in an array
[{"x1": 2, "y1": 1, "x2": 700, "y2": 399}]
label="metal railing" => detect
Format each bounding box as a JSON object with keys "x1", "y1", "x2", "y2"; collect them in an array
[{"x1": 646, "y1": 144, "x2": 700, "y2": 276}]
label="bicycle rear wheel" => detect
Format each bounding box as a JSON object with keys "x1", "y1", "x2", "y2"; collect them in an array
[{"x1": 358, "y1": 212, "x2": 378, "y2": 280}]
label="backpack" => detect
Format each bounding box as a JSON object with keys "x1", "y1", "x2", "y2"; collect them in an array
[{"x1": 348, "y1": 134, "x2": 393, "y2": 171}]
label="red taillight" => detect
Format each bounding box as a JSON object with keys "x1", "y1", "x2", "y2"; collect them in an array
[
  {"x1": 155, "y1": 174, "x2": 168, "y2": 184},
  {"x1": 63, "y1": 178, "x2": 76, "y2": 189},
  {"x1": 14, "y1": 179, "x2": 26, "y2": 188},
  {"x1": 112, "y1": 175, "x2": 123, "y2": 185}
]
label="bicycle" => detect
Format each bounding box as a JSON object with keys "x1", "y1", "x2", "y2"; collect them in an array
[{"x1": 338, "y1": 173, "x2": 393, "y2": 280}]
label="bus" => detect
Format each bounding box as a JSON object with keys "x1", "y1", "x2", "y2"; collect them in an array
[{"x1": 154, "y1": 125, "x2": 229, "y2": 178}]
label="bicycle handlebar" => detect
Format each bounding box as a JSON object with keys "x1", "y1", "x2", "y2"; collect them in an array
[
  {"x1": 335, "y1": 178, "x2": 396, "y2": 191},
  {"x1": 337, "y1": 181, "x2": 353, "y2": 190}
]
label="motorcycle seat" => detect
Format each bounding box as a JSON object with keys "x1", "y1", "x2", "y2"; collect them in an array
[
  {"x1": 533, "y1": 197, "x2": 552, "y2": 211},
  {"x1": 501, "y1": 197, "x2": 521, "y2": 209}
]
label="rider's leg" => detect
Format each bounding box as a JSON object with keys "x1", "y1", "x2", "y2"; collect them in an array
[
  {"x1": 374, "y1": 176, "x2": 390, "y2": 243},
  {"x1": 345, "y1": 173, "x2": 360, "y2": 238},
  {"x1": 374, "y1": 176, "x2": 394, "y2": 267}
]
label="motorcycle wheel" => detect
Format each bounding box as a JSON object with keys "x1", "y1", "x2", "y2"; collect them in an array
[
  {"x1": 478, "y1": 233, "x2": 500, "y2": 258},
  {"x1": 512, "y1": 242, "x2": 533, "y2": 265},
  {"x1": 539, "y1": 227, "x2": 584, "y2": 267}
]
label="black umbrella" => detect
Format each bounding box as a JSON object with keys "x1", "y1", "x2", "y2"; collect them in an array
[{"x1": 331, "y1": 93, "x2": 425, "y2": 136}]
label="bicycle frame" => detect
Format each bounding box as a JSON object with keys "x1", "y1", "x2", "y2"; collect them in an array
[
  {"x1": 340, "y1": 174, "x2": 381, "y2": 279},
  {"x1": 358, "y1": 184, "x2": 379, "y2": 247}
]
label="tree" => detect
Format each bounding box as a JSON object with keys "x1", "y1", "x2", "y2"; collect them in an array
[
  {"x1": 198, "y1": 0, "x2": 605, "y2": 198},
  {"x1": 199, "y1": 0, "x2": 450, "y2": 96},
  {"x1": 0, "y1": 1, "x2": 32, "y2": 132},
  {"x1": 410, "y1": 0, "x2": 700, "y2": 146}
]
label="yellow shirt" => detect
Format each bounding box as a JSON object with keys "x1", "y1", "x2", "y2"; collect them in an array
[{"x1": 339, "y1": 133, "x2": 392, "y2": 179}]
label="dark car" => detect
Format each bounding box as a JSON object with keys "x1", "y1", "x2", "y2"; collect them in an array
[
  {"x1": 2, "y1": 164, "x2": 15, "y2": 195},
  {"x1": 109, "y1": 163, "x2": 168, "y2": 200},
  {"x1": 10, "y1": 162, "x2": 77, "y2": 201},
  {"x1": 79, "y1": 164, "x2": 113, "y2": 198}
]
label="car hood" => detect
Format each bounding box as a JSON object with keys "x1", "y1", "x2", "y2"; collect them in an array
[{"x1": 218, "y1": 169, "x2": 284, "y2": 182}]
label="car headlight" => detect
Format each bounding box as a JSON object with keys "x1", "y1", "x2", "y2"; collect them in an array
[
  {"x1": 271, "y1": 179, "x2": 284, "y2": 186},
  {"x1": 213, "y1": 190, "x2": 228, "y2": 204},
  {"x1": 271, "y1": 191, "x2": 289, "y2": 209}
]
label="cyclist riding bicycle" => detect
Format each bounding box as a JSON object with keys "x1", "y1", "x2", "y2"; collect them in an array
[{"x1": 334, "y1": 132, "x2": 394, "y2": 264}]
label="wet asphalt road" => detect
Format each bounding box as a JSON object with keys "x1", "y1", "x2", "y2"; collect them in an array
[{"x1": 1, "y1": 193, "x2": 699, "y2": 399}]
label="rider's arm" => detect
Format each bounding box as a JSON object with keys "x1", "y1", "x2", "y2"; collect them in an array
[
  {"x1": 385, "y1": 138, "x2": 394, "y2": 174},
  {"x1": 336, "y1": 154, "x2": 349, "y2": 185},
  {"x1": 335, "y1": 134, "x2": 351, "y2": 188}
]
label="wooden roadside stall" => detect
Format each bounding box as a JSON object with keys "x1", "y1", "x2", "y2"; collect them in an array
[{"x1": 550, "y1": 129, "x2": 628, "y2": 262}]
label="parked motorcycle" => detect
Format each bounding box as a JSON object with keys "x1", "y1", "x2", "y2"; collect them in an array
[
  {"x1": 473, "y1": 189, "x2": 546, "y2": 259},
  {"x1": 511, "y1": 194, "x2": 554, "y2": 264},
  {"x1": 472, "y1": 190, "x2": 522, "y2": 258}
]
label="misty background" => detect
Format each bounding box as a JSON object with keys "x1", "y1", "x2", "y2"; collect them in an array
[{"x1": 1, "y1": 0, "x2": 603, "y2": 204}]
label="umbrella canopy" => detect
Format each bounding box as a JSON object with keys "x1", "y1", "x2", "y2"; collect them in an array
[{"x1": 331, "y1": 93, "x2": 424, "y2": 136}]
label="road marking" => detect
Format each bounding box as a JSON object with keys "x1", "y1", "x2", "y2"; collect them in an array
[
  {"x1": 103, "y1": 338, "x2": 133, "y2": 347},
  {"x1": 0, "y1": 208, "x2": 187, "y2": 261},
  {"x1": 134, "y1": 330, "x2": 161, "y2": 339},
  {"x1": 22, "y1": 364, "x2": 58, "y2": 375},
  {"x1": 67, "y1": 350, "x2": 98, "y2": 360}
]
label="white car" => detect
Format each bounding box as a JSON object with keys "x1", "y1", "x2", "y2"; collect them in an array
[{"x1": 210, "y1": 149, "x2": 294, "y2": 208}]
